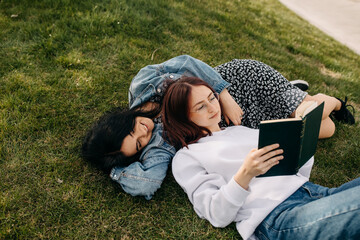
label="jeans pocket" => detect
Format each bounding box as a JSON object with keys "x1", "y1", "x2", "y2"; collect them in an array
[
  {"x1": 255, "y1": 228, "x2": 271, "y2": 240},
  {"x1": 301, "y1": 183, "x2": 324, "y2": 199}
]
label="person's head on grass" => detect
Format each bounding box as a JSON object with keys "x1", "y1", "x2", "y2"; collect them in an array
[
  {"x1": 162, "y1": 76, "x2": 220, "y2": 149},
  {"x1": 82, "y1": 107, "x2": 158, "y2": 173}
]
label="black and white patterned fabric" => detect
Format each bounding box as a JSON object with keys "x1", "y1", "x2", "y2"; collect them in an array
[{"x1": 214, "y1": 59, "x2": 307, "y2": 129}]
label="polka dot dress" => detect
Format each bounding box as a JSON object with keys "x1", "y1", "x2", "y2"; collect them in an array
[{"x1": 214, "y1": 59, "x2": 307, "y2": 129}]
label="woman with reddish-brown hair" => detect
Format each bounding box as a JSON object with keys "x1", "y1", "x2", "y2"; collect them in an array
[
  {"x1": 162, "y1": 76, "x2": 348, "y2": 149},
  {"x1": 161, "y1": 77, "x2": 219, "y2": 148},
  {"x1": 82, "y1": 55, "x2": 354, "y2": 201},
  {"x1": 161, "y1": 77, "x2": 360, "y2": 240}
]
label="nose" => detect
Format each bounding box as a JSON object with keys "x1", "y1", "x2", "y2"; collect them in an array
[{"x1": 207, "y1": 101, "x2": 217, "y2": 113}]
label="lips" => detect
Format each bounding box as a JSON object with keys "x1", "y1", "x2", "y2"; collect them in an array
[{"x1": 210, "y1": 112, "x2": 219, "y2": 119}]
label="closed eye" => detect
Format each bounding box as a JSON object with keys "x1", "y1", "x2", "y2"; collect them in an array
[
  {"x1": 136, "y1": 140, "x2": 141, "y2": 152},
  {"x1": 197, "y1": 104, "x2": 205, "y2": 111},
  {"x1": 130, "y1": 132, "x2": 141, "y2": 152}
]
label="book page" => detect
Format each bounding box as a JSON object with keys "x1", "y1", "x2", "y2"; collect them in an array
[{"x1": 260, "y1": 118, "x2": 301, "y2": 124}]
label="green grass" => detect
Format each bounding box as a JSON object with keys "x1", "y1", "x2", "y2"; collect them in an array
[{"x1": 1, "y1": 0, "x2": 359, "y2": 238}]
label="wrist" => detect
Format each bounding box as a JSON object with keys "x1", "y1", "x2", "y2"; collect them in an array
[
  {"x1": 234, "y1": 167, "x2": 254, "y2": 190},
  {"x1": 219, "y1": 89, "x2": 232, "y2": 106},
  {"x1": 219, "y1": 88, "x2": 230, "y2": 100}
]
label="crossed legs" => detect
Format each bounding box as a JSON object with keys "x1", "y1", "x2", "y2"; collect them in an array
[{"x1": 291, "y1": 94, "x2": 342, "y2": 139}]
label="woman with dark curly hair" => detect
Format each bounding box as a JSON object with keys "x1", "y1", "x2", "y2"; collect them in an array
[{"x1": 82, "y1": 55, "x2": 355, "y2": 200}]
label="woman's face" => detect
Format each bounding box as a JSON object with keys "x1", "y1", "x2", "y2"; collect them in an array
[
  {"x1": 188, "y1": 85, "x2": 221, "y2": 132},
  {"x1": 120, "y1": 116, "x2": 154, "y2": 157}
]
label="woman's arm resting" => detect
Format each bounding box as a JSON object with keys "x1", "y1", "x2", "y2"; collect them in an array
[{"x1": 219, "y1": 88, "x2": 244, "y2": 125}]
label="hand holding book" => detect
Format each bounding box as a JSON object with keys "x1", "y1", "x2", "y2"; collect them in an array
[
  {"x1": 257, "y1": 101, "x2": 324, "y2": 177},
  {"x1": 235, "y1": 144, "x2": 284, "y2": 189}
]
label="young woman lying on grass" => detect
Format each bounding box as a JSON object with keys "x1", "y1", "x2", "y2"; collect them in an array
[
  {"x1": 161, "y1": 77, "x2": 360, "y2": 240},
  {"x1": 82, "y1": 55, "x2": 355, "y2": 200}
]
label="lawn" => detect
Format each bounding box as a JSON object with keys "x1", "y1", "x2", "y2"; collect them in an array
[{"x1": 1, "y1": 0, "x2": 359, "y2": 239}]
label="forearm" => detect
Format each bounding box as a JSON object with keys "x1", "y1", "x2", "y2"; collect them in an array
[
  {"x1": 129, "y1": 55, "x2": 231, "y2": 109},
  {"x1": 219, "y1": 88, "x2": 244, "y2": 125},
  {"x1": 233, "y1": 167, "x2": 254, "y2": 190},
  {"x1": 178, "y1": 55, "x2": 230, "y2": 93},
  {"x1": 219, "y1": 88, "x2": 233, "y2": 106}
]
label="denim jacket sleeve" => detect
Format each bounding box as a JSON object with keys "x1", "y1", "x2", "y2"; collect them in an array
[
  {"x1": 109, "y1": 124, "x2": 176, "y2": 200},
  {"x1": 128, "y1": 55, "x2": 230, "y2": 109}
]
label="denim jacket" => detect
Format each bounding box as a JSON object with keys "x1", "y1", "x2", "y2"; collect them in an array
[
  {"x1": 128, "y1": 55, "x2": 230, "y2": 109},
  {"x1": 110, "y1": 55, "x2": 230, "y2": 200}
]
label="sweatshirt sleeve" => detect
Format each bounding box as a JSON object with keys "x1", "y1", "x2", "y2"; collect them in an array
[{"x1": 172, "y1": 151, "x2": 250, "y2": 227}]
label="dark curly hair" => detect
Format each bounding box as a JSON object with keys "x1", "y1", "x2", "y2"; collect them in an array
[{"x1": 82, "y1": 107, "x2": 158, "y2": 173}]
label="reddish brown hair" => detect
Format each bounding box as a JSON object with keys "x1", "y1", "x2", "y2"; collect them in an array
[{"x1": 162, "y1": 77, "x2": 216, "y2": 149}]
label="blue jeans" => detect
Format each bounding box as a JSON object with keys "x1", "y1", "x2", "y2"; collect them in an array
[{"x1": 255, "y1": 178, "x2": 360, "y2": 240}]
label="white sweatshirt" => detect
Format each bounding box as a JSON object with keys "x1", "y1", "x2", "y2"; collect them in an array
[{"x1": 172, "y1": 126, "x2": 313, "y2": 240}]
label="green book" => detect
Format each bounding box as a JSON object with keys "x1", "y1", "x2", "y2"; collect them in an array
[{"x1": 257, "y1": 102, "x2": 324, "y2": 177}]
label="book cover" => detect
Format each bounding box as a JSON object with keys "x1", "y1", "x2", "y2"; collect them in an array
[{"x1": 257, "y1": 102, "x2": 324, "y2": 177}]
